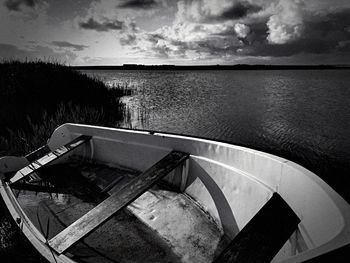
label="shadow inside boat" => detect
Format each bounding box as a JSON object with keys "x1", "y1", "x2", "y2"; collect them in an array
[
  {"x1": 9, "y1": 161, "x2": 184, "y2": 262},
  {"x1": 10, "y1": 158, "x2": 237, "y2": 262}
]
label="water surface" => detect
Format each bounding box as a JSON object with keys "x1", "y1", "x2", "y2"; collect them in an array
[{"x1": 82, "y1": 69, "x2": 350, "y2": 200}]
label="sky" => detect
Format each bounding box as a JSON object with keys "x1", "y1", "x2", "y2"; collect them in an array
[{"x1": 0, "y1": 0, "x2": 349, "y2": 65}]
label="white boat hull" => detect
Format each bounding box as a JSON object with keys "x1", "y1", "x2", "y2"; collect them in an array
[{"x1": 1, "y1": 123, "x2": 350, "y2": 262}]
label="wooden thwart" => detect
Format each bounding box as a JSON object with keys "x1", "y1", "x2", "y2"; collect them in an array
[
  {"x1": 9, "y1": 135, "x2": 91, "y2": 184},
  {"x1": 214, "y1": 193, "x2": 300, "y2": 263},
  {"x1": 48, "y1": 151, "x2": 189, "y2": 254},
  {"x1": 25, "y1": 145, "x2": 51, "y2": 163}
]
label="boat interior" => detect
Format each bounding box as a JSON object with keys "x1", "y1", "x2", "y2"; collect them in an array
[{"x1": 11, "y1": 156, "x2": 230, "y2": 263}]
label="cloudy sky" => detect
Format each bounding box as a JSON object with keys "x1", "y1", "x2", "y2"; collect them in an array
[{"x1": 0, "y1": 0, "x2": 349, "y2": 65}]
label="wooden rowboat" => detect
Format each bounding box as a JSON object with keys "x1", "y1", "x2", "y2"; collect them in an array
[{"x1": 1, "y1": 123, "x2": 349, "y2": 262}]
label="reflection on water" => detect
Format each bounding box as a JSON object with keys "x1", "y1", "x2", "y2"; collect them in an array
[{"x1": 82, "y1": 69, "x2": 350, "y2": 201}]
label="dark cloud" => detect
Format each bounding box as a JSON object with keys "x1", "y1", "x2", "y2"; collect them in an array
[
  {"x1": 118, "y1": 0, "x2": 158, "y2": 10},
  {"x1": 127, "y1": 30, "x2": 241, "y2": 60},
  {"x1": 166, "y1": 38, "x2": 242, "y2": 59},
  {"x1": 120, "y1": 34, "x2": 137, "y2": 46},
  {"x1": 151, "y1": 44, "x2": 171, "y2": 58},
  {"x1": 146, "y1": 33, "x2": 165, "y2": 44},
  {"x1": 244, "y1": 9, "x2": 350, "y2": 57},
  {"x1": 51, "y1": 41, "x2": 89, "y2": 51},
  {"x1": 181, "y1": 1, "x2": 263, "y2": 23},
  {"x1": 245, "y1": 22, "x2": 268, "y2": 44},
  {"x1": 129, "y1": 21, "x2": 138, "y2": 32},
  {"x1": 219, "y1": 1, "x2": 262, "y2": 20},
  {"x1": 121, "y1": 7, "x2": 350, "y2": 63},
  {"x1": 79, "y1": 18, "x2": 124, "y2": 32},
  {"x1": 4, "y1": 0, "x2": 38, "y2": 11},
  {"x1": 196, "y1": 39, "x2": 238, "y2": 56},
  {"x1": 119, "y1": 21, "x2": 141, "y2": 46}
]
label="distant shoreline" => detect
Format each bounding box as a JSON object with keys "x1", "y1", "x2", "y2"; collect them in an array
[{"x1": 73, "y1": 64, "x2": 350, "y2": 70}]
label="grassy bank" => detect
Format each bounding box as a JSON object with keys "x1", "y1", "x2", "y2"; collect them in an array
[{"x1": 0, "y1": 61, "x2": 131, "y2": 156}]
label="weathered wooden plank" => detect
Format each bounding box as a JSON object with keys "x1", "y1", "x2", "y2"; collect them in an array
[
  {"x1": 214, "y1": 193, "x2": 300, "y2": 263},
  {"x1": 25, "y1": 145, "x2": 51, "y2": 163},
  {"x1": 9, "y1": 135, "x2": 91, "y2": 184},
  {"x1": 48, "y1": 151, "x2": 189, "y2": 254}
]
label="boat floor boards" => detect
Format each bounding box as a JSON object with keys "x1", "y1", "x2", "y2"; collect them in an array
[
  {"x1": 48, "y1": 151, "x2": 189, "y2": 254},
  {"x1": 13, "y1": 157, "x2": 228, "y2": 263}
]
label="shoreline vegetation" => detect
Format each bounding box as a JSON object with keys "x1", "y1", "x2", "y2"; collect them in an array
[
  {"x1": 0, "y1": 61, "x2": 131, "y2": 156},
  {"x1": 74, "y1": 64, "x2": 350, "y2": 71}
]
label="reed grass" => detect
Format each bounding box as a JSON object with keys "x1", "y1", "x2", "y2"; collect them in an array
[{"x1": 0, "y1": 60, "x2": 131, "y2": 156}]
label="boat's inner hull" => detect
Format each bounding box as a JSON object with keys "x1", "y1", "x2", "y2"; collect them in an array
[{"x1": 13, "y1": 157, "x2": 228, "y2": 263}]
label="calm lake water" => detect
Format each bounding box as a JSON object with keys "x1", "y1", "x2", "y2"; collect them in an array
[{"x1": 81, "y1": 69, "x2": 350, "y2": 201}]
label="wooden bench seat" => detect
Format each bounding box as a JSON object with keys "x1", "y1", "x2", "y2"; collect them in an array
[
  {"x1": 48, "y1": 151, "x2": 189, "y2": 254},
  {"x1": 214, "y1": 192, "x2": 300, "y2": 263}
]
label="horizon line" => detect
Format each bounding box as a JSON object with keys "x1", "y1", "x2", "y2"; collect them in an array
[{"x1": 72, "y1": 64, "x2": 350, "y2": 69}]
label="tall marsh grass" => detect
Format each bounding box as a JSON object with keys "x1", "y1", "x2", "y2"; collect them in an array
[{"x1": 0, "y1": 61, "x2": 131, "y2": 156}]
